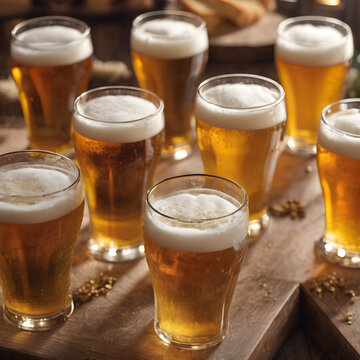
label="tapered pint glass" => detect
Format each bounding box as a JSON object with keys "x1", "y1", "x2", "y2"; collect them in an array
[
  {"x1": 196, "y1": 74, "x2": 286, "y2": 236},
  {"x1": 131, "y1": 10, "x2": 208, "y2": 160},
  {"x1": 316, "y1": 99, "x2": 360, "y2": 268},
  {"x1": 74, "y1": 86, "x2": 164, "y2": 262},
  {"x1": 11, "y1": 16, "x2": 93, "y2": 154},
  {"x1": 0, "y1": 150, "x2": 84, "y2": 330},
  {"x1": 275, "y1": 16, "x2": 353, "y2": 156},
  {"x1": 145, "y1": 174, "x2": 249, "y2": 349}
]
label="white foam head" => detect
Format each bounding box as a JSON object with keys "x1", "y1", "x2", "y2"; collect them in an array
[
  {"x1": 131, "y1": 13, "x2": 208, "y2": 59},
  {"x1": 0, "y1": 163, "x2": 84, "y2": 224},
  {"x1": 276, "y1": 17, "x2": 353, "y2": 66},
  {"x1": 145, "y1": 189, "x2": 248, "y2": 253},
  {"x1": 74, "y1": 93, "x2": 164, "y2": 142},
  {"x1": 11, "y1": 25, "x2": 93, "y2": 66},
  {"x1": 318, "y1": 107, "x2": 360, "y2": 159},
  {"x1": 196, "y1": 81, "x2": 286, "y2": 130}
]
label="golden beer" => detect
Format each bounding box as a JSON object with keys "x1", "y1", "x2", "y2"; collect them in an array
[
  {"x1": 275, "y1": 16, "x2": 353, "y2": 156},
  {"x1": 74, "y1": 86, "x2": 164, "y2": 262},
  {"x1": 144, "y1": 174, "x2": 249, "y2": 349},
  {"x1": 0, "y1": 151, "x2": 84, "y2": 330},
  {"x1": 11, "y1": 16, "x2": 93, "y2": 154},
  {"x1": 131, "y1": 10, "x2": 208, "y2": 160},
  {"x1": 316, "y1": 99, "x2": 360, "y2": 267},
  {"x1": 196, "y1": 74, "x2": 286, "y2": 235}
]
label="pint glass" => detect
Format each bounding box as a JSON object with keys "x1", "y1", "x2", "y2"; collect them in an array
[
  {"x1": 275, "y1": 16, "x2": 353, "y2": 156},
  {"x1": 0, "y1": 150, "x2": 84, "y2": 330},
  {"x1": 131, "y1": 10, "x2": 208, "y2": 160},
  {"x1": 196, "y1": 74, "x2": 286, "y2": 235},
  {"x1": 144, "y1": 174, "x2": 249, "y2": 349},
  {"x1": 11, "y1": 16, "x2": 93, "y2": 154},
  {"x1": 316, "y1": 99, "x2": 360, "y2": 268},
  {"x1": 73, "y1": 86, "x2": 164, "y2": 262}
]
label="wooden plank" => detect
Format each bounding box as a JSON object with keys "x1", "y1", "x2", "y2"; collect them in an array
[
  {"x1": 0, "y1": 222, "x2": 300, "y2": 360},
  {"x1": 0, "y1": 121, "x2": 359, "y2": 359},
  {"x1": 302, "y1": 273, "x2": 360, "y2": 360}
]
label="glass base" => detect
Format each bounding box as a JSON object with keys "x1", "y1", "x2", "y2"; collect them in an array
[
  {"x1": 88, "y1": 239, "x2": 145, "y2": 262},
  {"x1": 315, "y1": 238, "x2": 360, "y2": 268},
  {"x1": 249, "y1": 212, "x2": 269, "y2": 238},
  {"x1": 161, "y1": 142, "x2": 192, "y2": 161},
  {"x1": 286, "y1": 136, "x2": 316, "y2": 157},
  {"x1": 154, "y1": 321, "x2": 225, "y2": 350},
  {"x1": 4, "y1": 301, "x2": 74, "y2": 331}
]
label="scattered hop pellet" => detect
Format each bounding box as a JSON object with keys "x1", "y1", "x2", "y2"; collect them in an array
[{"x1": 73, "y1": 273, "x2": 117, "y2": 306}]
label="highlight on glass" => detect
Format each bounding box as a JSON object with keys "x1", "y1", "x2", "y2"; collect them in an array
[
  {"x1": 131, "y1": 10, "x2": 209, "y2": 160},
  {"x1": 144, "y1": 174, "x2": 249, "y2": 349},
  {"x1": 196, "y1": 73, "x2": 286, "y2": 236},
  {"x1": 316, "y1": 98, "x2": 360, "y2": 268},
  {"x1": 11, "y1": 16, "x2": 93, "y2": 154},
  {"x1": 73, "y1": 86, "x2": 164, "y2": 262},
  {"x1": 275, "y1": 15, "x2": 353, "y2": 156},
  {"x1": 0, "y1": 150, "x2": 84, "y2": 331}
]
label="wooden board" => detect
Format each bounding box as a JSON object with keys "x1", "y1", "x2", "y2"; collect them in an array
[
  {"x1": 0, "y1": 122, "x2": 360, "y2": 360},
  {"x1": 209, "y1": 12, "x2": 285, "y2": 63}
]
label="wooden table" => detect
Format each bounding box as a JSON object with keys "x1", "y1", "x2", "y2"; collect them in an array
[
  {"x1": 1, "y1": 11, "x2": 360, "y2": 360},
  {"x1": 0, "y1": 114, "x2": 359, "y2": 359}
]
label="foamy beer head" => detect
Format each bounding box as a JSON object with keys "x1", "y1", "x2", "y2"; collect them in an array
[
  {"x1": 145, "y1": 174, "x2": 249, "y2": 252},
  {"x1": 276, "y1": 16, "x2": 353, "y2": 67},
  {"x1": 11, "y1": 16, "x2": 93, "y2": 66},
  {"x1": 196, "y1": 74, "x2": 286, "y2": 130},
  {"x1": 74, "y1": 86, "x2": 164, "y2": 143},
  {"x1": 318, "y1": 99, "x2": 360, "y2": 159},
  {"x1": 0, "y1": 151, "x2": 84, "y2": 224},
  {"x1": 131, "y1": 10, "x2": 208, "y2": 60}
]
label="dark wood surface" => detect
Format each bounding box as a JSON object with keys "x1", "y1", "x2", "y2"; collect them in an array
[{"x1": 1, "y1": 7, "x2": 360, "y2": 360}]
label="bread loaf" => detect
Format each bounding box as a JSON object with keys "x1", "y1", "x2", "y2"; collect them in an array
[
  {"x1": 180, "y1": 0, "x2": 276, "y2": 30},
  {"x1": 179, "y1": 0, "x2": 231, "y2": 34}
]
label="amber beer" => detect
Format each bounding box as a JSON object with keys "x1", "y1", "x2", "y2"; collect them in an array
[
  {"x1": 196, "y1": 74, "x2": 286, "y2": 235},
  {"x1": 74, "y1": 86, "x2": 164, "y2": 262},
  {"x1": 11, "y1": 16, "x2": 93, "y2": 154},
  {"x1": 0, "y1": 151, "x2": 84, "y2": 331},
  {"x1": 131, "y1": 10, "x2": 208, "y2": 160},
  {"x1": 275, "y1": 16, "x2": 353, "y2": 156},
  {"x1": 316, "y1": 99, "x2": 360, "y2": 267},
  {"x1": 144, "y1": 174, "x2": 249, "y2": 349}
]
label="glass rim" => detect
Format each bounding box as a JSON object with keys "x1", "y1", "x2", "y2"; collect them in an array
[
  {"x1": 132, "y1": 10, "x2": 207, "y2": 40},
  {"x1": 277, "y1": 15, "x2": 353, "y2": 47},
  {"x1": 74, "y1": 85, "x2": 164, "y2": 125},
  {"x1": 146, "y1": 173, "x2": 248, "y2": 223},
  {"x1": 197, "y1": 73, "x2": 285, "y2": 111},
  {"x1": 0, "y1": 150, "x2": 81, "y2": 200},
  {"x1": 11, "y1": 15, "x2": 91, "y2": 49},
  {"x1": 321, "y1": 98, "x2": 360, "y2": 139}
]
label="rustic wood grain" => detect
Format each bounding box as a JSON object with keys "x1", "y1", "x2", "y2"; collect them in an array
[
  {"x1": 1, "y1": 12, "x2": 360, "y2": 358},
  {"x1": 0, "y1": 122, "x2": 359, "y2": 359}
]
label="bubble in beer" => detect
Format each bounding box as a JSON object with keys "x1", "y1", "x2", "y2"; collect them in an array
[
  {"x1": 0, "y1": 164, "x2": 83, "y2": 224},
  {"x1": 131, "y1": 18, "x2": 208, "y2": 59},
  {"x1": 318, "y1": 109, "x2": 360, "y2": 159},
  {"x1": 145, "y1": 189, "x2": 248, "y2": 253},
  {"x1": 74, "y1": 94, "x2": 164, "y2": 143},
  {"x1": 276, "y1": 22, "x2": 353, "y2": 67},
  {"x1": 196, "y1": 83, "x2": 286, "y2": 130},
  {"x1": 11, "y1": 25, "x2": 93, "y2": 66}
]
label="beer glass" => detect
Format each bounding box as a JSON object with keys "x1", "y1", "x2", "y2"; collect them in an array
[
  {"x1": 145, "y1": 174, "x2": 249, "y2": 349},
  {"x1": 0, "y1": 150, "x2": 84, "y2": 331},
  {"x1": 11, "y1": 16, "x2": 93, "y2": 154},
  {"x1": 316, "y1": 99, "x2": 360, "y2": 268},
  {"x1": 196, "y1": 74, "x2": 286, "y2": 236},
  {"x1": 275, "y1": 16, "x2": 353, "y2": 156},
  {"x1": 131, "y1": 10, "x2": 208, "y2": 160},
  {"x1": 73, "y1": 86, "x2": 164, "y2": 262}
]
